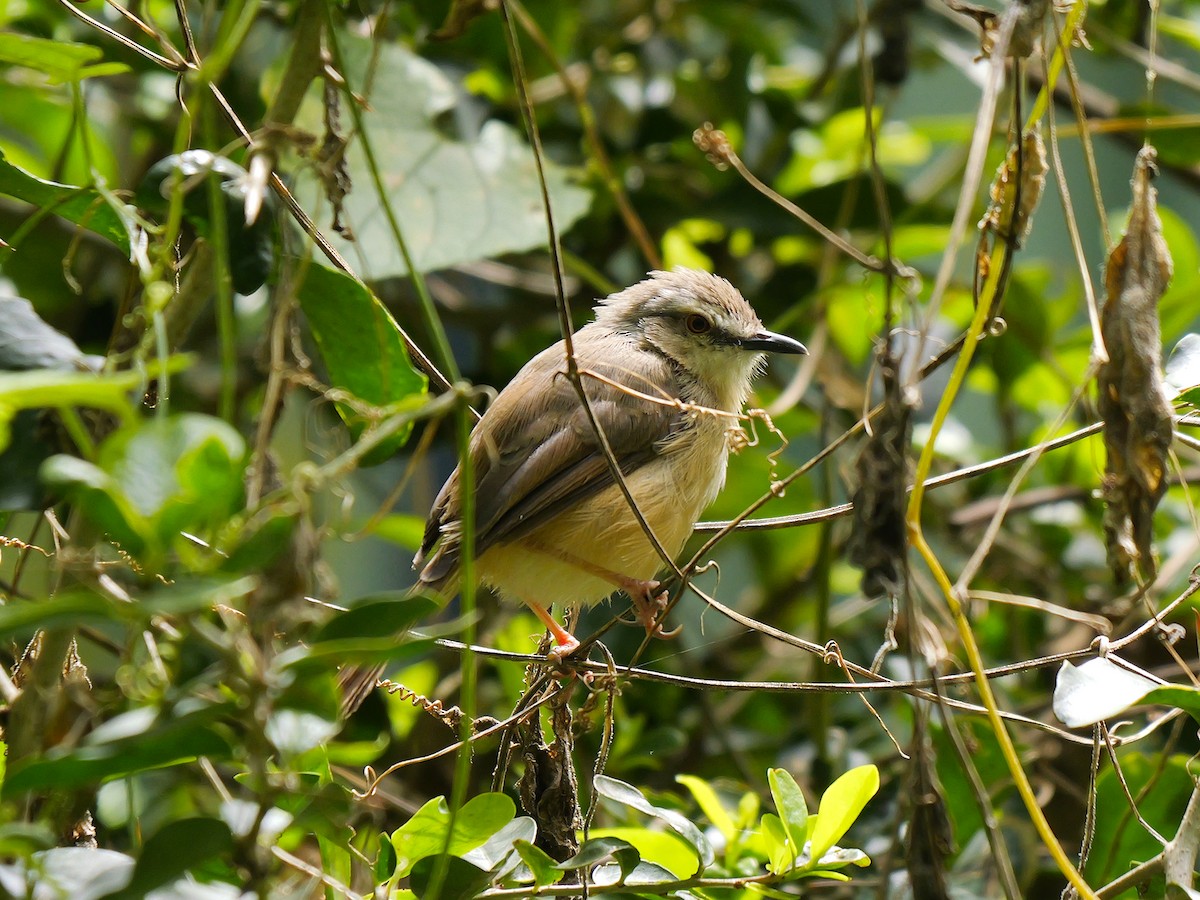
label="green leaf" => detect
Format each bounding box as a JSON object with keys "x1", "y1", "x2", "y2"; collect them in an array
[
  {"x1": 767, "y1": 768, "x2": 809, "y2": 860},
  {"x1": 0, "y1": 577, "x2": 255, "y2": 644},
  {"x1": 44, "y1": 413, "x2": 246, "y2": 559},
  {"x1": 557, "y1": 837, "x2": 640, "y2": 880},
  {"x1": 0, "y1": 148, "x2": 135, "y2": 251},
  {"x1": 0, "y1": 822, "x2": 54, "y2": 857},
  {"x1": 760, "y1": 813, "x2": 791, "y2": 875},
  {"x1": 676, "y1": 774, "x2": 737, "y2": 843},
  {"x1": 592, "y1": 774, "x2": 714, "y2": 871},
  {"x1": 138, "y1": 151, "x2": 275, "y2": 294},
  {"x1": 0, "y1": 33, "x2": 129, "y2": 84},
  {"x1": 514, "y1": 839, "x2": 561, "y2": 887},
  {"x1": 408, "y1": 855, "x2": 492, "y2": 900},
  {"x1": 3, "y1": 706, "x2": 234, "y2": 795},
  {"x1": 462, "y1": 816, "x2": 536, "y2": 874},
  {"x1": 1141, "y1": 685, "x2": 1200, "y2": 725},
  {"x1": 375, "y1": 834, "x2": 398, "y2": 883},
  {"x1": 0, "y1": 589, "x2": 119, "y2": 640},
  {"x1": 585, "y1": 828, "x2": 695, "y2": 879},
  {"x1": 313, "y1": 594, "x2": 439, "y2": 642},
  {"x1": 298, "y1": 36, "x2": 591, "y2": 278},
  {"x1": 808, "y1": 766, "x2": 879, "y2": 862},
  {"x1": 286, "y1": 594, "x2": 441, "y2": 668},
  {"x1": 98, "y1": 818, "x2": 233, "y2": 900},
  {"x1": 296, "y1": 263, "x2": 427, "y2": 463},
  {"x1": 391, "y1": 793, "x2": 516, "y2": 878}
]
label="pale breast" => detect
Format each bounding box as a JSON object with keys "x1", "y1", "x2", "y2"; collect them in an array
[{"x1": 477, "y1": 413, "x2": 733, "y2": 608}]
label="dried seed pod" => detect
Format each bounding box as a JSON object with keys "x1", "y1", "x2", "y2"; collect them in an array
[
  {"x1": 979, "y1": 129, "x2": 1048, "y2": 249},
  {"x1": 849, "y1": 354, "x2": 914, "y2": 598},
  {"x1": 1098, "y1": 146, "x2": 1175, "y2": 584}
]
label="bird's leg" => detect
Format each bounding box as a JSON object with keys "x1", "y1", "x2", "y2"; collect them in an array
[
  {"x1": 613, "y1": 576, "x2": 682, "y2": 639},
  {"x1": 525, "y1": 600, "x2": 581, "y2": 661},
  {"x1": 522, "y1": 540, "x2": 681, "y2": 640}
]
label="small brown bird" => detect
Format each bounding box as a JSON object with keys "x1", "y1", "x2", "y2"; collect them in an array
[{"x1": 340, "y1": 269, "x2": 805, "y2": 712}]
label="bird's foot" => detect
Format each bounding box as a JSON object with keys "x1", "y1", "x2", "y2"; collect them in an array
[
  {"x1": 546, "y1": 632, "x2": 582, "y2": 663},
  {"x1": 621, "y1": 578, "x2": 682, "y2": 640}
]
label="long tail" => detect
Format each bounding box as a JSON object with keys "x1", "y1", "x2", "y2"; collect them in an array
[{"x1": 337, "y1": 572, "x2": 458, "y2": 717}]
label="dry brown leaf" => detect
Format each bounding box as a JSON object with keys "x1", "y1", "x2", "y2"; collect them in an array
[{"x1": 1098, "y1": 146, "x2": 1175, "y2": 583}]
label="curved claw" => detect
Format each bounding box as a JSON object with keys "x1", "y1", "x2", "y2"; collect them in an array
[{"x1": 651, "y1": 621, "x2": 683, "y2": 640}]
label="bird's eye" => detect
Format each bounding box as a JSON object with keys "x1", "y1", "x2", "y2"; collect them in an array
[{"x1": 685, "y1": 314, "x2": 711, "y2": 335}]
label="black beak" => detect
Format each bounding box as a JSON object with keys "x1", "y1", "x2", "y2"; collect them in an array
[{"x1": 738, "y1": 329, "x2": 808, "y2": 355}]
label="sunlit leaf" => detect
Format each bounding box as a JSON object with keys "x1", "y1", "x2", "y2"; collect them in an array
[
  {"x1": 514, "y1": 840, "x2": 561, "y2": 887},
  {"x1": 767, "y1": 768, "x2": 809, "y2": 858},
  {"x1": 593, "y1": 774, "x2": 714, "y2": 870},
  {"x1": 391, "y1": 793, "x2": 515, "y2": 878},
  {"x1": 808, "y1": 766, "x2": 878, "y2": 862},
  {"x1": 676, "y1": 774, "x2": 736, "y2": 842},
  {"x1": 297, "y1": 36, "x2": 591, "y2": 278}
]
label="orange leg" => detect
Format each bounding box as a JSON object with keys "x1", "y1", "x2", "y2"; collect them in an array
[{"x1": 526, "y1": 600, "x2": 581, "y2": 661}]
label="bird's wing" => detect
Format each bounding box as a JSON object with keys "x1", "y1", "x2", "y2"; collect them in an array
[{"x1": 416, "y1": 328, "x2": 685, "y2": 585}]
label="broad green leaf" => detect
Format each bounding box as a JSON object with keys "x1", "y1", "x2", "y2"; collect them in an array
[
  {"x1": 0, "y1": 33, "x2": 129, "y2": 84},
  {"x1": 0, "y1": 577, "x2": 256, "y2": 643},
  {"x1": 1053, "y1": 657, "x2": 1162, "y2": 728},
  {"x1": 98, "y1": 818, "x2": 233, "y2": 900},
  {"x1": 809, "y1": 766, "x2": 879, "y2": 862},
  {"x1": 1141, "y1": 685, "x2": 1200, "y2": 725},
  {"x1": 3, "y1": 706, "x2": 234, "y2": 795},
  {"x1": 592, "y1": 774, "x2": 714, "y2": 871},
  {"x1": 391, "y1": 793, "x2": 516, "y2": 878},
  {"x1": 760, "y1": 813, "x2": 791, "y2": 875},
  {"x1": 767, "y1": 768, "x2": 808, "y2": 859},
  {"x1": 44, "y1": 413, "x2": 246, "y2": 559},
  {"x1": 676, "y1": 774, "x2": 736, "y2": 842},
  {"x1": 586, "y1": 827, "x2": 695, "y2": 878},
  {"x1": 462, "y1": 816, "x2": 536, "y2": 881},
  {"x1": 313, "y1": 594, "x2": 439, "y2": 643},
  {"x1": 296, "y1": 36, "x2": 591, "y2": 278},
  {"x1": 409, "y1": 856, "x2": 492, "y2": 900},
  {"x1": 0, "y1": 589, "x2": 120, "y2": 640},
  {"x1": 0, "y1": 822, "x2": 54, "y2": 857},
  {"x1": 514, "y1": 840, "x2": 561, "y2": 887},
  {"x1": 0, "y1": 148, "x2": 135, "y2": 251},
  {"x1": 296, "y1": 263, "x2": 427, "y2": 463}
]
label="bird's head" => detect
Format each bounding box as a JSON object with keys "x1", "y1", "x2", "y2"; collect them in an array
[{"x1": 593, "y1": 268, "x2": 807, "y2": 408}]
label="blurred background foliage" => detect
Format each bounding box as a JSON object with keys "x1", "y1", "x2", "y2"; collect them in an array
[{"x1": 3, "y1": 0, "x2": 1200, "y2": 896}]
